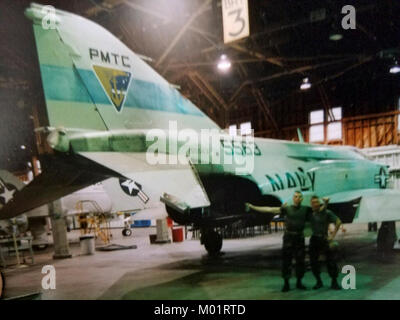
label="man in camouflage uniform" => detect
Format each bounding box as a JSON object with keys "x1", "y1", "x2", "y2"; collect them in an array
[
  {"x1": 309, "y1": 195, "x2": 341, "y2": 290},
  {"x1": 247, "y1": 191, "x2": 327, "y2": 292}
]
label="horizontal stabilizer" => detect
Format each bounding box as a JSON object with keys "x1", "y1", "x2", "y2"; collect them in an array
[
  {"x1": 326, "y1": 188, "x2": 400, "y2": 223},
  {"x1": 79, "y1": 151, "x2": 211, "y2": 210},
  {"x1": 0, "y1": 155, "x2": 123, "y2": 219}
]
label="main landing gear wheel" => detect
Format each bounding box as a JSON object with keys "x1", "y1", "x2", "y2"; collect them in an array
[
  {"x1": 122, "y1": 228, "x2": 132, "y2": 237},
  {"x1": 377, "y1": 221, "x2": 397, "y2": 256},
  {"x1": 33, "y1": 244, "x2": 48, "y2": 251},
  {"x1": 0, "y1": 271, "x2": 5, "y2": 299},
  {"x1": 202, "y1": 230, "x2": 223, "y2": 256}
]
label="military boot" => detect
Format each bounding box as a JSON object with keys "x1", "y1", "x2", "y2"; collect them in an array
[
  {"x1": 313, "y1": 276, "x2": 323, "y2": 290},
  {"x1": 281, "y1": 279, "x2": 290, "y2": 292},
  {"x1": 331, "y1": 278, "x2": 341, "y2": 290},
  {"x1": 296, "y1": 278, "x2": 307, "y2": 290}
]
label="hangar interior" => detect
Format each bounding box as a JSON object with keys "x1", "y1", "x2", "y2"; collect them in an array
[{"x1": 1, "y1": 0, "x2": 400, "y2": 300}]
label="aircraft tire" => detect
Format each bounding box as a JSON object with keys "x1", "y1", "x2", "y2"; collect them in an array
[
  {"x1": 0, "y1": 271, "x2": 5, "y2": 299},
  {"x1": 122, "y1": 228, "x2": 132, "y2": 237},
  {"x1": 203, "y1": 230, "x2": 223, "y2": 256},
  {"x1": 377, "y1": 221, "x2": 397, "y2": 254},
  {"x1": 33, "y1": 244, "x2": 48, "y2": 251}
]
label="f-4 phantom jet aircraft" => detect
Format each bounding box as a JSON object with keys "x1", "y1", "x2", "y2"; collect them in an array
[{"x1": 1, "y1": 3, "x2": 399, "y2": 255}]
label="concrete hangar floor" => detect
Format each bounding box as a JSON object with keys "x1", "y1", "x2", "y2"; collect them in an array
[{"x1": 3, "y1": 220, "x2": 400, "y2": 300}]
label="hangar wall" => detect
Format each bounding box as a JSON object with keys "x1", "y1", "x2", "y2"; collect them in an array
[
  {"x1": 254, "y1": 110, "x2": 399, "y2": 148},
  {"x1": 228, "y1": 79, "x2": 400, "y2": 148}
]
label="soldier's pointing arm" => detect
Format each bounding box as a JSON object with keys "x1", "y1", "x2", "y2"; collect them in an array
[{"x1": 245, "y1": 202, "x2": 282, "y2": 215}]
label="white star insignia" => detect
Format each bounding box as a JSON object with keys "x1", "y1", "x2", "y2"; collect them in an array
[
  {"x1": 121, "y1": 179, "x2": 139, "y2": 195},
  {"x1": 0, "y1": 185, "x2": 16, "y2": 204},
  {"x1": 375, "y1": 168, "x2": 388, "y2": 189}
]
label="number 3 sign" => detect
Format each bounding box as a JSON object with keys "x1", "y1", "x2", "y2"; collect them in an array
[{"x1": 222, "y1": 0, "x2": 250, "y2": 43}]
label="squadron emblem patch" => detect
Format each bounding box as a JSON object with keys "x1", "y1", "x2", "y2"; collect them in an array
[{"x1": 93, "y1": 65, "x2": 132, "y2": 112}]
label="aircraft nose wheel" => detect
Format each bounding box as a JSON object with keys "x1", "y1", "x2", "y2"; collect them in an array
[
  {"x1": 202, "y1": 230, "x2": 223, "y2": 256},
  {"x1": 122, "y1": 228, "x2": 132, "y2": 237}
]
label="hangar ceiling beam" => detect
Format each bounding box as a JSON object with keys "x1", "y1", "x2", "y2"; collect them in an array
[
  {"x1": 154, "y1": 0, "x2": 212, "y2": 68},
  {"x1": 229, "y1": 56, "x2": 359, "y2": 106},
  {"x1": 187, "y1": 71, "x2": 228, "y2": 111},
  {"x1": 314, "y1": 56, "x2": 374, "y2": 85},
  {"x1": 252, "y1": 87, "x2": 279, "y2": 133},
  {"x1": 318, "y1": 85, "x2": 334, "y2": 122},
  {"x1": 167, "y1": 58, "x2": 270, "y2": 69},
  {"x1": 167, "y1": 53, "x2": 362, "y2": 69},
  {"x1": 122, "y1": 1, "x2": 169, "y2": 22},
  {"x1": 200, "y1": 4, "x2": 376, "y2": 69},
  {"x1": 122, "y1": 1, "x2": 218, "y2": 43},
  {"x1": 228, "y1": 43, "x2": 283, "y2": 67},
  {"x1": 201, "y1": 43, "x2": 282, "y2": 67},
  {"x1": 204, "y1": 3, "x2": 375, "y2": 45}
]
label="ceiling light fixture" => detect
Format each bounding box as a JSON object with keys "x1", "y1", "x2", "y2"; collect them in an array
[
  {"x1": 390, "y1": 61, "x2": 400, "y2": 74},
  {"x1": 329, "y1": 33, "x2": 343, "y2": 41},
  {"x1": 217, "y1": 54, "x2": 231, "y2": 72},
  {"x1": 300, "y1": 77, "x2": 311, "y2": 90},
  {"x1": 329, "y1": 22, "x2": 343, "y2": 41}
]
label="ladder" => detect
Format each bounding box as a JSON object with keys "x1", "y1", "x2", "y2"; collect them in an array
[{"x1": 76, "y1": 200, "x2": 112, "y2": 245}]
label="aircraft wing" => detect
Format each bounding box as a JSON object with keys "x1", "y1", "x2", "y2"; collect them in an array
[{"x1": 325, "y1": 188, "x2": 400, "y2": 223}]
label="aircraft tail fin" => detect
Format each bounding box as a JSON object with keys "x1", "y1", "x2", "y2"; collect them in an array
[{"x1": 26, "y1": 3, "x2": 219, "y2": 132}]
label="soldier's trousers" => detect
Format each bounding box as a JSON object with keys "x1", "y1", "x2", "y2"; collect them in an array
[
  {"x1": 282, "y1": 233, "x2": 305, "y2": 280},
  {"x1": 309, "y1": 235, "x2": 338, "y2": 279}
]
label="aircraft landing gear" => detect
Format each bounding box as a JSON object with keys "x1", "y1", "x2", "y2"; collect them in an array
[
  {"x1": 377, "y1": 221, "x2": 397, "y2": 257},
  {"x1": 122, "y1": 228, "x2": 132, "y2": 237},
  {"x1": 201, "y1": 229, "x2": 223, "y2": 256},
  {"x1": 33, "y1": 244, "x2": 49, "y2": 251},
  {"x1": 368, "y1": 222, "x2": 378, "y2": 232}
]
